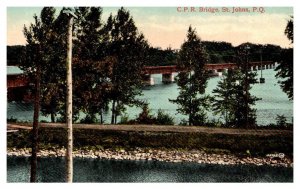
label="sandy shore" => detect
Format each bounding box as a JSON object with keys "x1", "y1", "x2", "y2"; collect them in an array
[{"x1": 7, "y1": 147, "x2": 293, "y2": 168}]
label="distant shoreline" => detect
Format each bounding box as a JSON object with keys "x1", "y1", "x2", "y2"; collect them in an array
[{"x1": 7, "y1": 147, "x2": 293, "y2": 168}]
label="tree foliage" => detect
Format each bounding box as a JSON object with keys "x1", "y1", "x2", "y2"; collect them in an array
[
  {"x1": 170, "y1": 26, "x2": 210, "y2": 126},
  {"x1": 234, "y1": 47, "x2": 260, "y2": 128},
  {"x1": 275, "y1": 17, "x2": 293, "y2": 100},
  {"x1": 72, "y1": 7, "x2": 112, "y2": 123},
  {"x1": 22, "y1": 7, "x2": 68, "y2": 123},
  {"x1": 212, "y1": 65, "x2": 260, "y2": 128},
  {"x1": 104, "y1": 7, "x2": 149, "y2": 124}
]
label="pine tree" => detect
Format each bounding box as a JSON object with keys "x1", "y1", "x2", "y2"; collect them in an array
[
  {"x1": 170, "y1": 26, "x2": 210, "y2": 126},
  {"x1": 212, "y1": 69, "x2": 239, "y2": 127},
  {"x1": 234, "y1": 46, "x2": 261, "y2": 128}
]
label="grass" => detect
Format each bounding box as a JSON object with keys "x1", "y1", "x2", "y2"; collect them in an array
[{"x1": 7, "y1": 127, "x2": 293, "y2": 157}]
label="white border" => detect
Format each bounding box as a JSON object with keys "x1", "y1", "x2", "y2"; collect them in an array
[{"x1": 1, "y1": 0, "x2": 298, "y2": 189}]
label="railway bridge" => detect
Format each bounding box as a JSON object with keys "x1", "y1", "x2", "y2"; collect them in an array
[
  {"x1": 7, "y1": 61, "x2": 276, "y2": 101},
  {"x1": 142, "y1": 61, "x2": 275, "y2": 85}
]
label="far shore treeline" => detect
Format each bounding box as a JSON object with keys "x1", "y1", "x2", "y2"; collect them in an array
[
  {"x1": 7, "y1": 7, "x2": 293, "y2": 128},
  {"x1": 8, "y1": 41, "x2": 283, "y2": 67}
]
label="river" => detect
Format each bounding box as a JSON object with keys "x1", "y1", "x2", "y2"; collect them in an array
[
  {"x1": 7, "y1": 69, "x2": 293, "y2": 125},
  {"x1": 7, "y1": 156, "x2": 293, "y2": 182}
]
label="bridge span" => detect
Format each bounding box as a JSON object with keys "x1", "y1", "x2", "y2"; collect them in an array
[
  {"x1": 142, "y1": 61, "x2": 275, "y2": 85},
  {"x1": 7, "y1": 61, "x2": 276, "y2": 101}
]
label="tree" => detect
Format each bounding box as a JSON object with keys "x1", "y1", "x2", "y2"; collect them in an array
[
  {"x1": 105, "y1": 7, "x2": 149, "y2": 124},
  {"x1": 22, "y1": 7, "x2": 77, "y2": 182},
  {"x1": 23, "y1": 7, "x2": 58, "y2": 182},
  {"x1": 170, "y1": 26, "x2": 210, "y2": 126},
  {"x1": 63, "y1": 8, "x2": 77, "y2": 183},
  {"x1": 72, "y1": 7, "x2": 112, "y2": 123},
  {"x1": 212, "y1": 65, "x2": 260, "y2": 128},
  {"x1": 212, "y1": 69, "x2": 239, "y2": 127},
  {"x1": 22, "y1": 7, "x2": 70, "y2": 123},
  {"x1": 275, "y1": 17, "x2": 293, "y2": 100},
  {"x1": 234, "y1": 46, "x2": 261, "y2": 128}
]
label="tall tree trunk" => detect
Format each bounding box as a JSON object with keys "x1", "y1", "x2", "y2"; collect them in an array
[
  {"x1": 188, "y1": 72, "x2": 192, "y2": 126},
  {"x1": 115, "y1": 100, "x2": 120, "y2": 124},
  {"x1": 100, "y1": 109, "x2": 103, "y2": 124},
  {"x1": 51, "y1": 112, "x2": 55, "y2": 123},
  {"x1": 50, "y1": 97, "x2": 56, "y2": 122},
  {"x1": 66, "y1": 15, "x2": 74, "y2": 183},
  {"x1": 30, "y1": 54, "x2": 41, "y2": 182},
  {"x1": 111, "y1": 100, "x2": 116, "y2": 124}
]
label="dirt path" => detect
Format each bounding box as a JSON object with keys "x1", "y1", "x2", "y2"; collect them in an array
[{"x1": 7, "y1": 122, "x2": 292, "y2": 136}]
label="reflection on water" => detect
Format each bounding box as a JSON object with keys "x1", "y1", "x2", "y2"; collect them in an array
[
  {"x1": 7, "y1": 156, "x2": 293, "y2": 182},
  {"x1": 7, "y1": 69, "x2": 293, "y2": 125}
]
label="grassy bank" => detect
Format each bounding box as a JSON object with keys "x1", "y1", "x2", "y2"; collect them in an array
[{"x1": 7, "y1": 126, "x2": 293, "y2": 158}]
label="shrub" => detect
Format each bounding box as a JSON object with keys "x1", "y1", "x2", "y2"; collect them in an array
[
  {"x1": 155, "y1": 109, "x2": 174, "y2": 125},
  {"x1": 276, "y1": 115, "x2": 287, "y2": 127},
  {"x1": 80, "y1": 114, "x2": 99, "y2": 124},
  {"x1": 136, "y1": 105, "x2": 156, "y2": 124}
]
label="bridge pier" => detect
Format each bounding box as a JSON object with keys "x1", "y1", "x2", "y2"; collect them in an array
[
  {"x1": 142, "y1": 74, "x2": 154, "y2": 86},
  {"x1": 207, "y1": 70, "x2": 220, "y2": 77},
  {"x1": 162, "y1": 73, "x2": 174, "y2": 84}
]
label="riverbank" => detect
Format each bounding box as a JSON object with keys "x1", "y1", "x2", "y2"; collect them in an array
[{"x1": 7, "y1": 147, "x2": 293, "y2": 168}]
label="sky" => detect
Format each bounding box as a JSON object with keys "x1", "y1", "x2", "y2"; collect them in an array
[{"x1": 7, "y1": 7, "x2": 293, "y2": 49}]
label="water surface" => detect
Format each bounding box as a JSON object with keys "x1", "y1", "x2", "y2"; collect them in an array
[
  {"x1": 7, "y1": 69, "x2": 293, "y2": 125},
  {"x1": 7, "y1": 156, "x2": 293, "y2": 182}
]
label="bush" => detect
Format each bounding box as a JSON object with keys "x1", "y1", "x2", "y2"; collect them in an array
[
  {"x1": 119, "y1": 114, "x2": 130, "y2": 124},
  {"x1": 276, "y1": 115, "x2": 287, "y2": 127},
  {"x1": 155, "y1": 109, "x2": 174, "y2": 125},
  {"x1": 80, "y1": 114, "x2": 99, "y2": 124},
  {"x1": 136, "y1": 105, "x2": 156, "y2": 124}
]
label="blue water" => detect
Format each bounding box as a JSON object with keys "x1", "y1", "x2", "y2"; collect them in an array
[
  {"x1": 7, "y1": 69, "x2": 293, "y2": 125},
  {"x1": 7, "y1": 156, "x2": 293, "y2": 182}
]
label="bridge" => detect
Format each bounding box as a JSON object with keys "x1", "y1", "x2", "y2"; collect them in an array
[
  {"x1": 7, "y1": 71, "x2": 32, "y2": 102},
  {"x1": 142, "y1": 61, "x2": 275, "y2": 85},
  {"x1": 7, "y1": 61, "x2": 275, "y2": 101}
]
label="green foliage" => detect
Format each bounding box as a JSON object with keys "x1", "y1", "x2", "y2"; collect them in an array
[
  {"x1": 7, "y1": 45, "x2": 26, "y2": 66},
  {"x1": 275, "y1": 17, "x2": 293, "y2": 100},
  {"x1": 275, "y1": 48, "x2": 293, "y2": 100},
  {"x1": 146, "y1": 47, "x2": 177, "y2": 66},
  {"x1": 104, "y1": 7, "x2": 150, "y2": 124},
  {"x1": 119, "y1": 113, "x2": 130, "y2": 124},
  {"x1": 155, "y1": 109, "x2": 174, "y2": 125},
  {"x1": 80, "y1": 114, "x2": 99, "y2": 124},
  {"x1": 136, "y1": 105, "x2": 156, "y2": 124},
  {"x1": 72, "y1": 7, "x2": 111, "y2": 124},
  {"x1": 21, "y1": 7, "x2": 149, "y2": 124},
  {"x1": 22, "y1": 7, "x2": 69, "y2": 122},
  {"x1": 212, "y1": 46, "x2": 261, "y2": 128},
  {"x1": 285, "y1": 16, "x2": 293, "y2": 44},
  {"x1": 7, "y1": 127, "x2": 293, "y2": 156},
  {"x1": 276, "y1": 115, "x2": 287, "y2": 127},
  {"x1": 170, "y1": 26, "x2": 210, "y2": 126}
]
